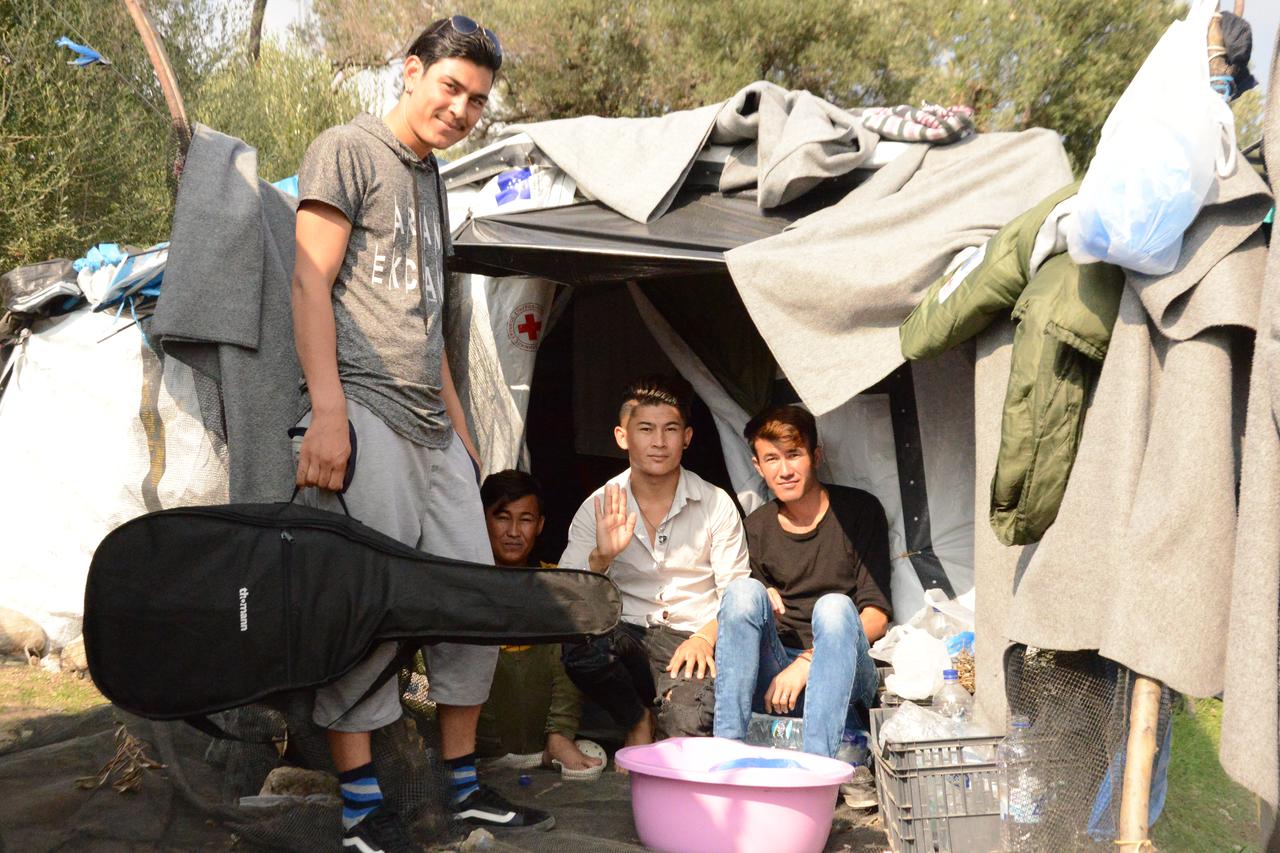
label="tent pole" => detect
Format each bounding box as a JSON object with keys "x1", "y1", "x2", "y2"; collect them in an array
[
  {"x1": 1117, "y1": 675, "x2": 1162, "y2": 852},
  {"x1": 120, "y1": 0, "x2": 191, "y2": 157}
]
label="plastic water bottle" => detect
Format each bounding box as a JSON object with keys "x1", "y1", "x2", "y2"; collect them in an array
[
  {"x1": 833, "y1": 728, "x2": 871, "y2": 767},
  {"x1": 926, "y1": 607, "x2": 952, "y2": 639},
  {"x1": 998, "y1": 715, "x2": 1046, "y2": 852},
  {"x1": 933, "y1": 669, "x2": 973, "y2": 734},
  {"x1": 745, "y1": 712, "x2": 804, "y2": 750}
]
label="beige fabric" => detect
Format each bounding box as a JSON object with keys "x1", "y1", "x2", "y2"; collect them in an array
[
  {"x1": 559, "y1": 467, "x2": 749, "y2": 633},
  {"x1": 727, "y1": 129, "x2": 1073, "y2": 416},
  {"x1": 1220, "y1": 31, "x2": 1280, "y2": 809}
]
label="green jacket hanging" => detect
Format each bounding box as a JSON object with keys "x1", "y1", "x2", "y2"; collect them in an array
[{"x1": 899, "y1": 182, "x2": 1123, "y2": 546}]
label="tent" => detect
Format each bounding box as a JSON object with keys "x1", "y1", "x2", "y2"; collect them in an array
[
  {"x1": 431, "y1": 77, "x2": 1277, "y2": 848},
  {"x1": 0, "y1": 250, "x2": 228, "y2": 652},
  {"x1": 436, "y1": 111, "x2": 1068, "y2": 629}
]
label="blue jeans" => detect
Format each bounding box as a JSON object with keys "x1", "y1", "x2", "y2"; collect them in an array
[{"x1": 713, "y1": 577, "x2": 878, "y2": 757}]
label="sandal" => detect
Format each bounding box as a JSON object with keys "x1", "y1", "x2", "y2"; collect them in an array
[{"x1": 551, "y1": 739, "x2": 606, "y2": 782}]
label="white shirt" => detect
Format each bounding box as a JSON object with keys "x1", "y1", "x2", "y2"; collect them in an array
[{"x1": 559, "y1": 467, "x2": 750, "y2": 633}]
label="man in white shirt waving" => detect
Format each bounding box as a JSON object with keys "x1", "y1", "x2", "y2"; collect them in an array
[{"x1": 559, "y1": 375, "x2": 749, "y2": 749}]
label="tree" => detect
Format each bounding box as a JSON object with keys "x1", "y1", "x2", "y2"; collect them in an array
[
  {"x1": 1, "y1": 0, "x2": 364, "y2": 270},
  {"x1": 248, "y1": 0, "x2": 268, "y2": 63},
  {"x1": 306, "y1": 0, "x2": 1180, "y2": 169},
  {"x1": 196, "y1": 40, "x2": 362, "y2": 184}
]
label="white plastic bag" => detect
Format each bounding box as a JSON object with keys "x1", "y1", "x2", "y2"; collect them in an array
[
  {"x1": 877, "y1": 701, "x2": 958, "y2": 748},
  {"x1": 1067, "y1": 0, "x2": 1236, "y2": 275},
  {"x1": 884, "y1": 626, "x2": 952, "y2": 701}
]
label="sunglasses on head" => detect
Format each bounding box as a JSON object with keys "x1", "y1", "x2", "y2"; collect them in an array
[{"x1": 446, "y1": 15, "x2": 502, "y2": 68}]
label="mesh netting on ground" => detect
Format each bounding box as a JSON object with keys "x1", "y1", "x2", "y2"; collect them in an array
[{"x1": 1005, "y1": 645, "x2": 1175, "y2": 851}]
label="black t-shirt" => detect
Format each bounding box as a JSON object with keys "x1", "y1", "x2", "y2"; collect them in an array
[{"x1": 744, "y1": 484, "x2": 892, "y2": 649}]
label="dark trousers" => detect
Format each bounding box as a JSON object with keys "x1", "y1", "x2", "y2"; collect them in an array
[{"x1": 562, "y1": 622, "x2": 714, "y2": 738}]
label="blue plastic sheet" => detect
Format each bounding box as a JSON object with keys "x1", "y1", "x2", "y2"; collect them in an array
[
  {"x1": 272, "y1": 175, "x2": 299, "y2": 197},
  {"x1": 55, "y1": 36, "x2": 110, "y2": 67},
  {"x1": 946, "y1": 631, "x2": 975, "y2": 656},
  {"x1": 1086, "y1": 717, "x2": 1173, "y2": 841},
  {"x1": 73, "y1": 243, "x2": 126, "y2": 273}
]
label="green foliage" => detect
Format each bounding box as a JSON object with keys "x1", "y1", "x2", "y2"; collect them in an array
[
  {"x1": 1232, "y1": 87, "x2": 1263, "y2": 150},
  {"x1": 451, "y1": 0, "x2": 1179, "y2": 169},
  {"x1": 1153, "y1": 698, "x2": 1261, "y2": 852},
  {"x1": 0, "y1": 0, "x2": 362, "y2": 271},
  {"x1": 1, "y1": 0, "x2": 188, "y2": 268},
  {"x1": 193, "y1": 41, "x2": 362, "y2": 184}
]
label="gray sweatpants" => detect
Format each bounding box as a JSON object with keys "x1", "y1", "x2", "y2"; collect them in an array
[{"x1": 299, "y1": 401, "x2": 498, "y2": 732}]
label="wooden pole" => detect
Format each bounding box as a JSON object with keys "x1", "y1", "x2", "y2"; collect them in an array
[
  {"x1": 1117, "y1": 676, "x2": 1162, "y2": 852},
  {"x1": 120, "y1": 0, "x2": 190, "y2": 155}
]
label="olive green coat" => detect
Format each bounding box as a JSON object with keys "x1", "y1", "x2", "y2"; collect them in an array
[
  {"x1": 476, "y1": 643, "x2": 583, "y2": 757},
  {"x1": 899, "y1": 182, "x2": 1123, "y2": 545}
]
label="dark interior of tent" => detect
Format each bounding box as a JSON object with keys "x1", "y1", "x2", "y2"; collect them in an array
[
  {"x1": 450, "y1": 177, "x2": 851, "y2": 564},
  {"x1": 521, "y1": 275, "x2": 757, "y2": 566}
]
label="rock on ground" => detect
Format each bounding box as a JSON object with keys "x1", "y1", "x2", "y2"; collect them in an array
[{"x1": 0, "y1": 609, "x2": 45, "y2": 660}]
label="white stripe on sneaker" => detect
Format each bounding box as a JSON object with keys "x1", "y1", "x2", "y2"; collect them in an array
[
  {"x1": 342, "y1": 836, "x2": 381, "y2": 853},
  {"x1": 455, "y1": 808, "x2": 517, "y2": 824}
]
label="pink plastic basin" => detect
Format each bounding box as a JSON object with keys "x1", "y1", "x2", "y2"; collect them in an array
[{"x1": 615, "y1": 737, "x2": 854, "y2": 853}]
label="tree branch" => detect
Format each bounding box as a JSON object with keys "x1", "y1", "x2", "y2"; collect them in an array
[{"x1": 249, "y1": 0, "x2": 268, "y2": 64}]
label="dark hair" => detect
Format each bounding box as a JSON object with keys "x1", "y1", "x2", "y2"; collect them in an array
[
  {"x1": 744, "y1": 404, "x2": 819, "y2": 456},
  {"x1": 619, "y1": 374, "x2": 693, "y2": 426},
  {"x1": 480, "y1": 469, "x2": 543, "y2": 515},
  {"x1": 406, "y1": 17, "x2": 501, "y2": 75}
]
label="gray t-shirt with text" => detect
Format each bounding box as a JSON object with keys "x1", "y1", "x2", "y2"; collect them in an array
[{"x1": 298, "y1": 112, "x2": 452, "y2": 448}]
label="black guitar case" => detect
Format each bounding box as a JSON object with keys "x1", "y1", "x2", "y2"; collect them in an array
[{"x1": 84, "y1": 501, "x2": 620, "y2": 721}]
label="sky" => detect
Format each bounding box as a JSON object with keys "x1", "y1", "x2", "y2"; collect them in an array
[
  {"x1": 262, "y1": 0, "x2": 1279, "y2": 94},
  {"x1": 1244, "y1": 1, "x2": 1277, "y2": 93}
]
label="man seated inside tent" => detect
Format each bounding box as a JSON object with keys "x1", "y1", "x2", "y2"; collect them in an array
[
  {"x1": 713, "y1": 405, "x2": 890, "y2": 781},
  {"x1": 475, "y1": 469, "x2": 604, "y2": 777},
  {"x1": 559, "y1": 375, "x2": 749, "y2": 752}
]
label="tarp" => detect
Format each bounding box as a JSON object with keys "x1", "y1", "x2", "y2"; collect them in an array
[
  {"x1": 0, "y1": 309, "x2": 228, "y2": 649},
  {"x1": 450, "y1": 184, "x2": 848, "y2": 286}
]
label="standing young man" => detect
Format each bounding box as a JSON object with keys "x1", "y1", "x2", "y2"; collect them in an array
[
  {"x1": 559, "y1": 376, "x2": 749, "y2": 753},
  {"x1": 292, "y1": 18, "x2": 551, "y2": 851},
  {"x1": 713, "y1": 405, "x2": 891, "y2": 760}
]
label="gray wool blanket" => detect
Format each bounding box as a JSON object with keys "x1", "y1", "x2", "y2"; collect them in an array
[
  {"x1": 510, "y1": 81, "x2": 880, "y2": 224},
  {"x1": 152, "y1": 125, "x2": 301, "y2": 503},
  {"x1": 974, "y1": 127, "x2": 1275, "y2": 804},
  {"x1": 728, "y1": 129, "x2": 1074, "y2": 415}
]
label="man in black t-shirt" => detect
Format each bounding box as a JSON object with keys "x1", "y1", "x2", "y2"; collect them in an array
[{"x1": 713, "y1": 405, "x2": 892, "y2": 759}]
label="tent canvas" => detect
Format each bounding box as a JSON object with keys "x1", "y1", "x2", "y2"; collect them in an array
[
  {"x1": 436, "y1": 92, "x2": 1278, "y2": 836},
  {"x1": 440, "y1": 138, "x2": 991, "y2": 639}
]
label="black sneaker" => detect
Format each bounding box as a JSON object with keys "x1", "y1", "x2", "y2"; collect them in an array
[
  {"x1": 453, "y1": 784, "x2": 555, "y2": 831},
  {"x1": 342, "y1": 806, "x2": 419, "y2": 853}
]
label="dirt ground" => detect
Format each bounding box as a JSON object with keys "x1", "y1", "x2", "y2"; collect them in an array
[{"x1": 0, "y1": 661, "x2": 889, "y2": 852}]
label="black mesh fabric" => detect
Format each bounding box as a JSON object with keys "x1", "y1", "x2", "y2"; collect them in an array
[{"x1": 1004, "y1": 646, "x2": 1175, "y2": 851}]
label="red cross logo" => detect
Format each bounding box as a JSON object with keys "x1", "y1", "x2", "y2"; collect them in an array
[
  {"x1": 508, "y1": 302, "x2": 545, "y2": 352},
  {"x1": 517, "y1": 313, "x2": 542, "y2": 342}
]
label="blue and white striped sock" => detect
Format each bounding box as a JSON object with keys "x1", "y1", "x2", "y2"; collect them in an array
[
  {"x1": 448, "y1": 753, "x2": 479, "y2": 804},
  {"x1": 338, "y1": 762, "x2": 383, "y2": 830}
]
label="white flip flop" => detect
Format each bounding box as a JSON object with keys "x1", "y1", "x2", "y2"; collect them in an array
[
  {"x1": 552, "y1": 739, "x2": 606, "y2": 782},
  {"x1": 482, "y1": 751, "x2": 544, "y2": 770}
]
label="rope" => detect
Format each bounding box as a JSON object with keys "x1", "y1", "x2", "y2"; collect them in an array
[
  {"x1": 1113, "y1": 840, "x2": 1156, "y2": 851},
  {"x1": 36, "y1": 0, "x2": 173, "y2": 128}
]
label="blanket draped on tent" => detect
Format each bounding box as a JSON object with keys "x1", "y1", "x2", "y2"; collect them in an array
[
  {"x1": 727, "y1": 129, "x2": 1074, "y2": 416},
  {"x1": 152, "y1": 125, "x2": 300, "y2": 503},
  {"x1": 511, "y1": 81, "x2": 882, "y2": 224}
]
